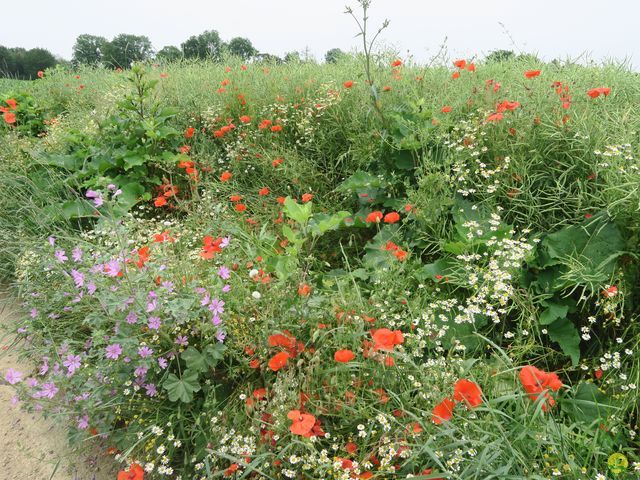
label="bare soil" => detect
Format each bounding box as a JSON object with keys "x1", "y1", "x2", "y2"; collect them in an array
[{"x1": 0, "y1": 293, "x2": 117, "y2": 480}]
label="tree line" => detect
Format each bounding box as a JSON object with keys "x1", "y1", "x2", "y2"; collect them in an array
[
  {"x1": 0, "y1": 29, "x2": 353, "y2": 79},
  {"x1": 0, "y1": 29, "x2": 531, "y2": 80}
]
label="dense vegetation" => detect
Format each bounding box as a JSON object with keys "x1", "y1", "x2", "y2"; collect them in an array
[{"x1": 0, "y1": 50, "x2": 639, "y2": 479}]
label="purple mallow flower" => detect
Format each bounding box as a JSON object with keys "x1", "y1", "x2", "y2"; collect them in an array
[
  {"x1": 147, "y1": 316, "x2": 161, "y2": 330},
  {"x1": 63, "y1": 354, "x2": 82, "y2": 375},
  {"x1": 105, "y1": 343, "x2": 122, "y2": 360},
  {"x1": 4, "y1": 368, "x2": 22, "y2": 385},
  {"x1": 70, "y1": 269, "x2": 84, "y2": 288},
  {"x1": 126, "y1": 311, "x2": 138, "y2": 324},
  {"x1": 38, "y1": 382, "x2": 59, "y2": 399},
  {"x1": 104, "y1": 260, "x2": 121, "y2": 277},
  {"x1": 138, "y1": 346, "x2": 153, "y2": 358},
  {"x1": 55, "y1": 250, "x2": 68, "y2": 263},
  {"x1": 145, "y1": 383, "x2": 157, "y2": 397},
  {"x1": 77, "y1": 415, "x2": 89, "y2": 430},
  {"x1": 217, "y1": 266, "x2": 230, "y2": 279},
  {"x1": 175, "y1": 335, "x2": 188, "y2": 346},
  {"x1": 209, "y1": 298, "x2": 225, "y2": 315}
]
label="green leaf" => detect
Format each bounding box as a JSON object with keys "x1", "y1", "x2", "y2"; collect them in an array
[
  {"x1": 163, "y1": 369, "x2": 201, "y2": 403},
  {"x1": 181, "y1": 347, "x2": 207, "y2": 373},
  {"x1": 563, "y1": 382, "x2": 614, "y2": 424},
  {"x1": 547, "y1": 317, "x2": 581, "y2": 365},
  {"x1": 61, "y1": 199, "x2": 96, "y2": 219},
  {"x1": 203, "y1": 343, "x2": 226, "y2": 368},
  {"x1": 308, "y1": 211, "x2": 351, "y2": 236},
  {"x1": 283, "y1": 197, "x2": 312, "y2": 225},
  {"x1": 117, "y1": 182, "x2": 145, "y2": 209},
  {"x1": 539, "y1": 303, "x2": 569, "y2": 326}
]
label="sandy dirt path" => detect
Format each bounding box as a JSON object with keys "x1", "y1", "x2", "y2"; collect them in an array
[{"x1": 0, "y1": 293, "x2": 117, "y2": 480}]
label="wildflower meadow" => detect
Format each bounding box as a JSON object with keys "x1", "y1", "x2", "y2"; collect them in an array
[{"x1": 0, "y1": 4, "x2": 639, "y2": 480}]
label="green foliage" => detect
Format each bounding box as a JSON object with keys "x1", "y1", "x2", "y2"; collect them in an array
[
  {"x1": 102, "y1": 34, "x2": 153, "y2": 69},
  {"x1": 156, "y1": 45, "x2": 182, "y2": 62},
  {"x1": 181, "y1": 30, "x2": 223, "y2": 61},
  {"x1": 39, "y1": 65, "x2": 183, "y2": 215},
  {"x1": 226, "y1": 37, "x2": 257, "y2": 60},
  {"x1": 0, "y1": 45, "x2": 57, "y2": 79},
  {"x1": 72, "y1": 34, "x2": 108, "y2": 65},
  {"x1": 0, "y1": 91, "x2": 46, "y2": 135}
]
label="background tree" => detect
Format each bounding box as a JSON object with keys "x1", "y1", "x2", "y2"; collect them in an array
[
  {"x1": 485, "y1": 49, "x2": 515, "y2": 63},
  {"x1": 0, "y1": 46, "x2": 18, "y2": 77},
  {"x1": 325, "y1": 48, "x2": 345, "y2": 64},
  {"x1": 156, "y1": 46, "x2": 182, "y2": 62},
  {"x1": 22, "y1": 48, "x2": 57, "y2": 78},
  {"x1": 102, "y1": 34, "x2": 153, "y2": 69},
  {"x1": 181, "y1": 30, "x2": 223, "y2": 61},
  {"x1": 284, "y1": 51, "x2": 301, "y2": 63},
  {"x1": 72, "y1": 34, "x2": 107, "y2": 65},
  {"x1": 227, "y1": 37, "x2": 257, "y2": 60}
]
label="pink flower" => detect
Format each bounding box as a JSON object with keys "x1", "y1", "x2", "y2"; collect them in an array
[{"x1": 4, "y1": 368, "x2": 22, "y2": 385}]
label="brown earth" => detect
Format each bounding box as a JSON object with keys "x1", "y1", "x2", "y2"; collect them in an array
[{"x1": 0, "y1": 292, "x2": 117, "y2": 480}]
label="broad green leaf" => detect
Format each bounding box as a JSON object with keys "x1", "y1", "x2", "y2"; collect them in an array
[
  {"x1": 563, "y1": 382, "x2": 614, "y2": 424},
  {"x1": 181, "y1": 347, "x2": 207, "y2": 373},
  {"x1": 283, "y1": 197, "x2": 312, "y2": 225},
  {"x1": 539, "y1": 303, "x2": 569, "y2": 325},
  {"x1": 308, "y1": 211, "x2": 351, "y2": 236},
  {"x1": 547, "y1": 317, "x2": 581, "y2": 365},
  {"x1": 163, "y1": 369, "x2": 201, "y2": 403}
]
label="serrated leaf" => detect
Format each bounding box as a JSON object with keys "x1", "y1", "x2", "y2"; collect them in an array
[
  {"x1": 163, "y1": 369, "x2": 201, "y2": 403},
  {"x1": 539, "y1": 303, "x2": 569, "y2": 326},
  {"x1": 547, "y1": 317, "x2": 581, "y2": 365},
  {"x1": 283, "y1": 197, "x2": 312, "y2": 225}
]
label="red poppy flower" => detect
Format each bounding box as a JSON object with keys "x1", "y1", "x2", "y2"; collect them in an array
[
  {"x1": 220, "y1": 171, "x2": 232, "y2": 182},
  {"x1": 524, "y1": 70, "x2": 541, "y2": 78},
  {"x1": 230, "y1": 195, "x2": 243, "y2": 202},
  {"x1": 5, "y1": 99, "x2": 17, "y2": 110},
  {"x1": 268, "y1": 351, "x2": 290, "y2": 371},
  {"x1": 485, "y1": 112, "x2": 503, "y2": 123},
  {"x1": 391, "y1": 59, "x2": 402, "y2": 67},
  {"x1": 3, "y1": 112, "x2": 16, "y2": 124},
  {"x1": 466, "y1": 63, "x2": 476, "y2": 72},
  {"x1": 451, "y1": 71, "x2": 460, "y2": 80},
  {"x1": 298, "y1": 283, "x2": 311, "y2": 296},
  {"x1": 258, "y1": 187, "x2": 270, "y2": 196},
  {"x1": 135, "y1": 246, "x2": 151, "y2": 269},
  {"x1": 268, "y1": 331, "x2": 297, "y2": 350},
  {"x1": 271, "y1": 125, "x2": 282, "y2": 132},
  {"x1": 519, "y1": 365, "x2": 562, "y2": 411},
  {"x1": 239, "y1": 115, "x2": 251, "y2": 123},
  {"x1": 453, "y1": 379, "x2": 483, "y2": 408},
  {"x1": 383, "y1": 212, "x2": 400, "y2": 224},
  {"x1": 602, "y1": 285, "x2": 618, "y2": 298},
  {"x1": 288, "y1": 410, "x2": 316, "y2": 436},
  {"x1": 587, "y1": 87, "x2": 611, "y2": 98},
  {"x1": 344, "y1": 80, "x2": 354, "y2": 88},
  {"x1": 154, "y1": 196, "x2": 167, "y2": 207},
  {"x1": 301, "y1": 193, "x2": 313, "y2": 203},
  {"x1": 365, "y1": 211, "x2": 383, "y2": 223},
  {"x1": 441, "y1": 105, "x2": 452, "y2": 113},
  {"x1": 453, "y1": 59, "x2": 467, "y2": 69},
  {"x1": 371, "y1": 328, "x2": 404, "y2": 351},
  {"x1": 334, "y1": 349, "x2": 355, "y2": 363},
  {"x1": 117, "y1": 463, "x2": 144, "y2": 480},
  {"x1": 432, "y1": 397, "x2": 455, "y2": 425},
  {"x1": 37, "y1": 70, "x2": 44, "y2": 78},
  {"x1": 235, "y1": 203, "x2": 247, "y2": 212}
]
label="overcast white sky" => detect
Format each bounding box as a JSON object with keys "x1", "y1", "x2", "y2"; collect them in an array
[{"x1": 1, "y1": 0, "x2": 638, "y2": 68}]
